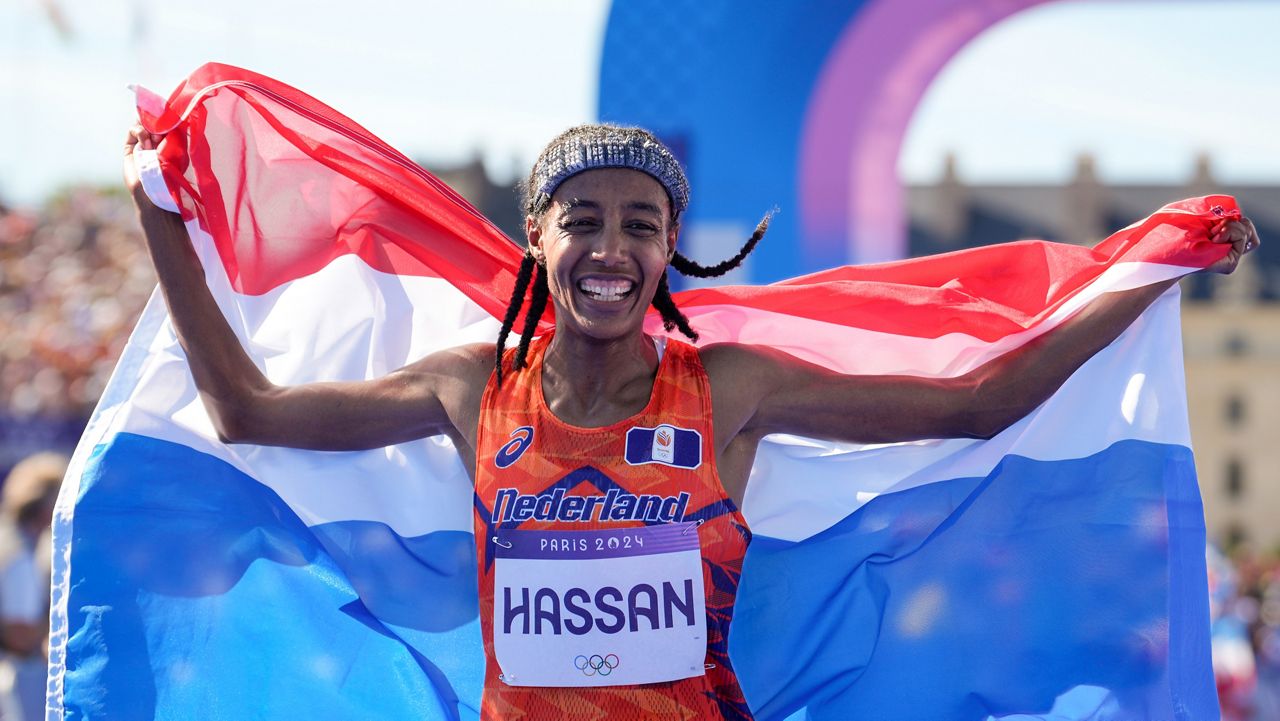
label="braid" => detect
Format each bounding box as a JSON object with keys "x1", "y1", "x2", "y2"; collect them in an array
[
  {"x1": 654, "y1": 210, "x2": 772, "y2": 343},
  {"x1": 650, "y1": 271, "x2": 698, "y2": 343},
  {"x1": 494, "y1": 253, "x2": 536, "y2": 386},
  {"x1": 671, "y1": 210, "x2": 773, "y2": 279},
  {"x1": 513, "y1": 262, "x2": 550, "y2": 373}
]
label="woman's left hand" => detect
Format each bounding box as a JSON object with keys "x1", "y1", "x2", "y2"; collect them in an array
[{"x1": 1206, "y1": 218, "x2": 1261, "y2": 274}]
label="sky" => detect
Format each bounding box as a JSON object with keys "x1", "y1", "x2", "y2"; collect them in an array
[
  {"x1": 1, "y1": 0, "x2": 1277, "y2": 206},
  {"x1": 902, "y1": 0, "x2": 1280, "y2": 184}
]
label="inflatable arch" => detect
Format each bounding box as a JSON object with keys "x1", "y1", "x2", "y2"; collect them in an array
[{"x1": 598, "y1": 0, "x2": 1063, "y2": 282}]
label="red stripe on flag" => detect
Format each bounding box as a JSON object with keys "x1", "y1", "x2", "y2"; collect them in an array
[
  {"x1": 141, "y1": 63, "x2": 538, "y2": 327},
  {"x1": 141, "y1": 64, "x2": 1237, "y2": 344},
  {"x1": 675, "y1": 196, "x2": 1235, "y2": 341}
]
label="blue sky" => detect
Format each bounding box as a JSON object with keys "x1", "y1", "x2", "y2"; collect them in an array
[{"x1": 1, "y1": 0, "x2": 1276, "y2": 206}]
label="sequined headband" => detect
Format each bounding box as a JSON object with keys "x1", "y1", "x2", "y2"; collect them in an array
[{"x1": 532, "y1": 128, "x2": 690, "y2": 215}]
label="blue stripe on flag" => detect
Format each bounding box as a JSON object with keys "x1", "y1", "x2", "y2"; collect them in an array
[
  {"x1": 63, "y1": 433, "x2": 484, "y2": 721},
  {"x1": 730, "y1": 438, "x2": 1214, "y2": 721},
  {"x1": 60, "y1": 432, "x2": 1213, "y2": 720}
]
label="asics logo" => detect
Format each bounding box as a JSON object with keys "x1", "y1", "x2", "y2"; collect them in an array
[
  {"x1": 574, "y1": 653, "x2": 619, "y2": 677},
  {"x1": 495, "y1": 426, "x2": 534, "y2": 469}
]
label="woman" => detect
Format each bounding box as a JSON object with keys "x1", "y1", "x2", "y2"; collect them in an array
[{"x1": 124, "y1": 122, "x2": 1258, "y2": 720}]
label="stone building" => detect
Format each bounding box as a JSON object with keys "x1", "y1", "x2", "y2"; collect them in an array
[
  {"x1": 1182, "y1": 305, "x2": 1280, "y2": 549},
  {"x1": 428, "y1": 156, "x2": 526, "y2": 244}
]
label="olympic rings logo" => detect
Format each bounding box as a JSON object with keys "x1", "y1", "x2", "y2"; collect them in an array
[{"x1": 574, "y1": 653, "x2": 619, "y2": 677}]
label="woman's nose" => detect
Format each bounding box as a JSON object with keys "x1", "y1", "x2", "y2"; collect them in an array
[{"x1": 590, "y1": 230, "x2": 628, "y2": 265}]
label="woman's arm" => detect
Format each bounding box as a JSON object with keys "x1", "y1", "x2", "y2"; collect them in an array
[
  {"x1": 124, "y1": 127, "x2": 484, "y2": 451},
  {"x1": 707, "y1": 218, "x2": 1260, "y2": 447}
]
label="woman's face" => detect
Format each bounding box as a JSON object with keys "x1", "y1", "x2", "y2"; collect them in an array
[{"x1": 528, "y1": 168, "x2": 676, "y2": 342}]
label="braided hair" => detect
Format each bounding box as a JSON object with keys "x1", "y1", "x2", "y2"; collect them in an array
[{"x1": 495, "y1": 124, "x2": 771, "y2": 384}]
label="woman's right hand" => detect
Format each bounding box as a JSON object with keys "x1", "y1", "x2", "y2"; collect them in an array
[
  {"x1": 123, "y1": 124, "x2": 166, "y2": 209},
  {"x1": 118, "y1": 119, "x2": 479, "y2": 453}
]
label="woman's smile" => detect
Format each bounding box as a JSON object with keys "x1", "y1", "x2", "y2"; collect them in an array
[
  {"x1": 529, "y1": 167, "x2": 677, "y2": 339},
  {"x1": 575, "y1": 275, "x2": 636, "y2": 303}
]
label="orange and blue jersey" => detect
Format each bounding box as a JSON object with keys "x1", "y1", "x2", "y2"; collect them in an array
[{"x1": 473, "y1": 333, "x2": 753, "y2": 720}]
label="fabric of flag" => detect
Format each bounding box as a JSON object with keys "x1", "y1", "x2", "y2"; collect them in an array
[{"x1": 49, "y1": 62, "x2": 1232, "y2": 721}]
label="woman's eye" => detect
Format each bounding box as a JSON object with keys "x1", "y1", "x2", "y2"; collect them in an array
[{"x1": 561, "y1": 218, "x2": 598, "y2": 231}]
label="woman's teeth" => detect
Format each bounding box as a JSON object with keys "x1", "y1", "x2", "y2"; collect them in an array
[{"x1": 578, "y1": 278, "x2": 635, "y2": 302}]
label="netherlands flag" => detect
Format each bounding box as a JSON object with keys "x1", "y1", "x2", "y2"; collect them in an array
[{"x1": 50, "y1": 63, "x2": 1228, "y2": 720}]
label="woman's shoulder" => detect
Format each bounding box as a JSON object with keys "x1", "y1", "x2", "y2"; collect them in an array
[
  {"x1": 696, "y1": 340, "x2": 775, "y2": 377},
  {"x1": 435, "y1": 342, "x2": 500, "y2": 385},
  {"x1": 402, "y1": 341, "x2": 494, "y2": 375},
  {"x1": 697, "y1": 341, "x2": 820, "y2": 398}
]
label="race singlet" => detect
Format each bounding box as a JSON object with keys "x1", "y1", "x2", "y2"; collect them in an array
[{"x1": 474, "y1": 334, "x2": 755, "y2": 720}]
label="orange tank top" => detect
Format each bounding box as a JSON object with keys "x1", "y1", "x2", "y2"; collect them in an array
[{"x1": 473, "y1": 333, "x2": 753, "y2": 720}]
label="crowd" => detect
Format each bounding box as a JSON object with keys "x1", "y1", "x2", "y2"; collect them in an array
[
  {"x1": 0, "y1": 186, "x2": 1277, "y2": 717},
  {"x1": 1212, "y1": 544, "x2": 1280, "y2": 720},
  {"x1": 0, "y1": 188, "x2": 144, "y2": 718},
  {"x1": 0, "y1": 187, "x2": 154, "y2": 423}
]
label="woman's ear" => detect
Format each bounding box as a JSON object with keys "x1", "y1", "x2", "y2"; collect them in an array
[
  {"x1": 525, "y1": 215, "x2": 546, "y2": 264},
  {"x1": 667, "y1": 222, "x2": 680, "y2": 262}
]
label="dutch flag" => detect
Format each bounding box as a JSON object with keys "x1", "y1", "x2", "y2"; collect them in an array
[{"x1": 49, "y1": 63, "x2": 1227, "y2": 721}]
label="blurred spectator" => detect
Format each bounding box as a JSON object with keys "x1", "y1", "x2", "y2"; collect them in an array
[
  {"x1": 0, "y1": 452, "x2": 65, "y2": 721},
  {"x1": 1208, "y1": 543, "x2": 1280, "y2": 721},
  {"x1": 1211, "y1": 544, "x2": 1258, "y2": 720},
  {"x1": 1240, "y1": 547, "x2": 1280, "y2": 721}
]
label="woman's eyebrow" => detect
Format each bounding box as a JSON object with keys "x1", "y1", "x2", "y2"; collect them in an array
[
  {"x1": 626, "y1": 201, "x2": 662, "y2": 215},
  {"x1": 558, "y1": 199, "x2": 661, "y2": 215}
]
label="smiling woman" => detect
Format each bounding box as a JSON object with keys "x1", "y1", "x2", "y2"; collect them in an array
[
  {"x1": 470, "y1": 126, "x2": 769, "y2": 716},
  {"x1": 494, "y1": 124, "x2": 770, "y2": 386}
]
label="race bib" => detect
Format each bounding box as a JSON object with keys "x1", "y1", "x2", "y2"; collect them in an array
[{"x1": 492, "y1": 522, "x2": 707, "y2": 687}]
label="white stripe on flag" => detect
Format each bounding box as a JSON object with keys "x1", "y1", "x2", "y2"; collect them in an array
[
  {"x1": 104, "y1": 222, "x2": 498, "y2": 538},
  {"x1": 95, "y1": 220, "x2": 1191, "y2": 542},
  {"x1": 744, "y1": 287, "x2": 1189, "y2": 542}
]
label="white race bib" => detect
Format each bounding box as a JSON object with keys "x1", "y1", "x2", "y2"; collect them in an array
[{"x1": 492, "y1": 522, "x2": 707, "y2": 687}]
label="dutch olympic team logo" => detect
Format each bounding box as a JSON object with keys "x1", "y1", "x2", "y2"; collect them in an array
[
  {"x1": 574, "y1": 653, "x2": 620, "y2": 677},
  {"x1": 495, "y1": 426, "x2": 534, "y2": 468},
  {"x1": 655, "y1": 427, "x2": 673, "y2": 448}
]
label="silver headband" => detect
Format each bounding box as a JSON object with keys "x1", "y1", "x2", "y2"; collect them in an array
[{"x1": 532, "y1": 127, "x2": 690, "y2": 215}]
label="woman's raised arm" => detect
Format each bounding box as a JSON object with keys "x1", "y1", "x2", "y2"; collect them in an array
[
  {"x1": 124, "y1": 126, "x2": 487, "y2": 451},
  {"x1": 707, "y1": 218, "x2": 1260, "y2": 448}
]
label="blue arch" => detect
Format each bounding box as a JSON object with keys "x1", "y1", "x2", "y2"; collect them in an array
[
  {"x1": 599, "y1": 0, "x2": 1070, "y2": 282},
  {"x1": 598, "y1": 1, "x2": 867, "y2": 283}
]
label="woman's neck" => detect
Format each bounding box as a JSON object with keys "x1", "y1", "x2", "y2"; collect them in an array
[{"x1": 540, "y1": 326, "x2": 660, "y2": 427}]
